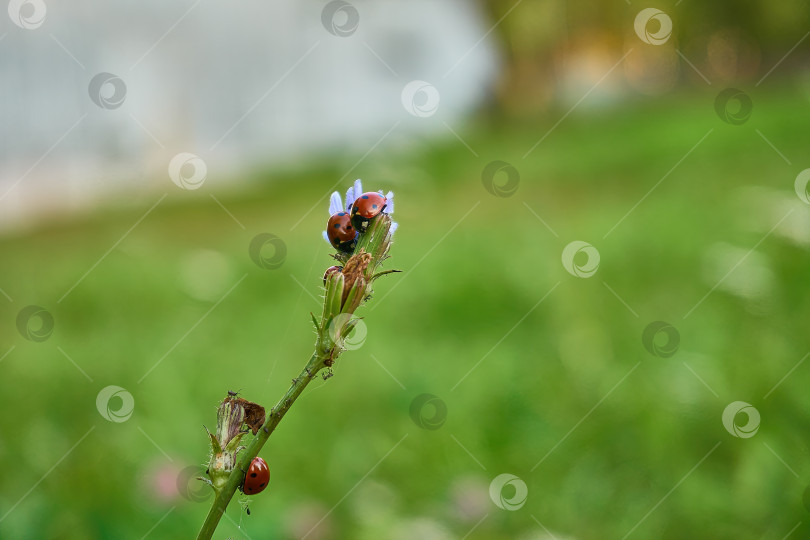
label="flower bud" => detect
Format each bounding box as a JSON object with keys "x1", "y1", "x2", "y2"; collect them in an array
[
  {"x1": 216, "y1": 396, "x2": 245, "y2": 448},
  {"x1": 341, "y1": 252, "x2": 371, "y2": 310}
]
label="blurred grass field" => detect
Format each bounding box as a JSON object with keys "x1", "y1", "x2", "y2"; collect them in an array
[{"x1": 2, "y1": 84, "x2": 810, "y2": 540}]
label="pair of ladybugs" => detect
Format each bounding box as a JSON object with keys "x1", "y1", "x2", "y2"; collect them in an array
[{"x1": 326, "y1": 191, "x2": 388, "y2": 253}]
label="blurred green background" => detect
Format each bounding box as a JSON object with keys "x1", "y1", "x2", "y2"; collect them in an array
[{"x1": 3, "y1": 1, "x2": 810, "y2": 539}]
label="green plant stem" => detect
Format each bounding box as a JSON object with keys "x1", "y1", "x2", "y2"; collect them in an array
[
  {"x1": 197, "y1": 213, "x2": 394, "y2": 539},
  {"x1": 196, "y1": 350, "x2": 329, "y2": 540}
]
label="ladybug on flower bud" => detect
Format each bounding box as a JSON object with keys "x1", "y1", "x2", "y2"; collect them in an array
[
  {"x1": 350, "y1": 192, "x2": 387, "y2": 233},
  {"x1": 322, "y1": 180, "x2": 397, "y2": 251},
  {"x1": 242, "y1": 457, "x2": 269, "y2": 495},
  {"x1": 326, "y1": 212, "x2": 357, "y2": 253}
]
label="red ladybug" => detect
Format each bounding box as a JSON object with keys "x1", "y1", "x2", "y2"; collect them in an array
[
  {"x1": 326, "y1": 212, "x2": 357, "y2": 253},
  {"x1": 350, "y1": 192, "x2": 387, "y2": 232},
  {"x1": 242, "y1": 457, "x2": 269, "y2": 495}
]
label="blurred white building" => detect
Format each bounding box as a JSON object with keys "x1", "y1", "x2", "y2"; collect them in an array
[{"x1": 0, "y1": 0, "x2": 497, "y2": 229}]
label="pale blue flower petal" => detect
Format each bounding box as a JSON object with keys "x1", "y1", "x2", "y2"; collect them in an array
[
  {"x1": 329, "y1": 192, "x2": 343, "y2": 215},
  {"x1": 384, "y1": 191, "x2": 394, "y2": 214},
  {"x1": 344, "y1": 187, "x2": 355, "y2": 211},
  {"x1": 346, "y1": 179, "x2": 363, "y2": 211},
  {"x1": 322, "y1": 230, "x2": 332, "y2": 246},
  {"x1": 390, "y1": 221, "x2": 398, "y2": 235}
]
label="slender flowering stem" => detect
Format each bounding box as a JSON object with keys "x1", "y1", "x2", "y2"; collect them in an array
[{"x1": 196, "y1": 212, "x2": 396, "y2": 540}]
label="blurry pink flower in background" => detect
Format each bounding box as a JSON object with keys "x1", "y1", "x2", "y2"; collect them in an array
[
  {"x1": 284, "y1": 501, "x2": 334, "y2": 540},
  {"x1": 449, "y1": 474, "x2": 490, "y2": 523}
]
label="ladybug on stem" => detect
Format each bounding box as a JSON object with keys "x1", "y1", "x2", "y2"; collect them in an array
[
  {"x1": 242, "y1": 457, "x2": 269, "y2": 495},
  {"x1": 350, "y1": 192, "x2": 387, "y2": 233},
  {"x1": 326, "y1": 212, "x2": 357, "y2": 253}
]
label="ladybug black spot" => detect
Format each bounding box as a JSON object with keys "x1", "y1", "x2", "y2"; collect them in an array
[
  {"x1": 372, "y1": 204, "x2": 377, "y2": 209},
  {"x1": 333, "y1": 224, "x2": 340, "y2": 228},
  {"x1": 346, "y1": 225, "x2": 352, "y2": 230},
  {"x1": 259, "y1": 482, "x2": 265, "y2": 487},
  {"x1": 362, "y1": 195, "x2": 368, "y2": 199},
  {"x1": 251, "y1": 472, "x2": 257, "y2": 477},
  {"x1": 338, "y1": 212, "x2": 346, "y2": 216}
]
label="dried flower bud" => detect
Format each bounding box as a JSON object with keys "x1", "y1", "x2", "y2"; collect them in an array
[
  {"x1": 341, "y1": 252, "x2": 371, "y2": 309},
  {"x1": 216, "y1": 396, "x2": 245, "y2": 448},
  {"x1": 239, "y1": 399, "x2": 266, "y2": 435}
]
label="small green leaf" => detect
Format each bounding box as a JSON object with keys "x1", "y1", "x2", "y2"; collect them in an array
[
  {"x1": 370, "y1": 269, "x2": 401, "y2": 282},
  {"x1": 343, "y1": 318, "x2": 360, "y2": 339},
  {"x1": 205, "y1": 426, "x2": 222, "y2": 454},
  {"x1": 321, "y1": 272, "x2": 343, "y2": 324},
  {"x1": 328, "y1": 273, "x2": 345, "y2": 319},
  {"x1": 224, "y1": 431, "x2": 245, "y2": 454}
]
